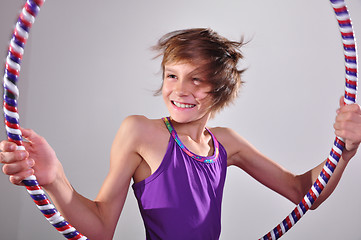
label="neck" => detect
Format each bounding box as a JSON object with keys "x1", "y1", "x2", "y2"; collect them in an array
[{"x1": 169, "y1": 114, "x2": 211, "y2": 142}]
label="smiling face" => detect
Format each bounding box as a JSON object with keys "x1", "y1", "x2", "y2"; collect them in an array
[
  {"x1": 162, "y1": 62, "x2": 214, "y2": 123},
  {"x1": 154, "y1": 29, "x2": 245, "y2": 117}
]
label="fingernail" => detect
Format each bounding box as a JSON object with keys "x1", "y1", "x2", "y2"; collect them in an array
[
  {"x1": 20, "y1": 151, "x2": 27, "y2": 158},
  {"x1": 27, "y1": 168, "x2": 34, "y2": 176},
  {"x1": 9, "y1": 144, "x2": 17, "y2": 151},
  {"x1": 27, "y1": 159, "x2": 34, "y2": 167}
]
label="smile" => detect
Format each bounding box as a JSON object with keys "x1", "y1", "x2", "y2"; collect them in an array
[{"x1": 172, "y1": 101, "x2": 196, "y2": 109}]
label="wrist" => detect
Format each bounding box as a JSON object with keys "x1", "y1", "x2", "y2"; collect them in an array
[
  {"x1": 43, "y1": 164, "x2": 72, "y2": 196},
  {"x1": 341, "y1": 149, "x2": 357, "y2": 162}
]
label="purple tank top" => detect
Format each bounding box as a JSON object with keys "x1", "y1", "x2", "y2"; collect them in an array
[{"x1": 132, "y1": 117, "x2": 227, "y2": 240}]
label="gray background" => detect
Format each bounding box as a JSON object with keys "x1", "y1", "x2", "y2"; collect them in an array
[{"x1": 1, "y1": 0, "x2": 361, "y2": 239}]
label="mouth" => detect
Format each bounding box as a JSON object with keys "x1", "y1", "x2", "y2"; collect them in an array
[{"x1": 171, "y1": 101, "x2": 196, "y2": 109}]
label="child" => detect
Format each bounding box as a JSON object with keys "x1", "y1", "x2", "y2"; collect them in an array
[{"x1": 1, "y1": 28, "x2": 361, "y2": 240}]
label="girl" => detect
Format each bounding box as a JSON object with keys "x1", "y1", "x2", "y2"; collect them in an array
[{"x1": 1, "y1": 28, "x2": 361, "y2": 240}]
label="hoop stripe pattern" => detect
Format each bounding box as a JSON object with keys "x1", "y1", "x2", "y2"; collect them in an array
[
  {"x1": 3, "y1": 1, "x2": 88, "y2": 239},
  {"x1": 2, "y1": 0, "x2": 358, "y2": 239},
  {"x1": 260, "y1": 0, "x2": 358, "y2": 239}
]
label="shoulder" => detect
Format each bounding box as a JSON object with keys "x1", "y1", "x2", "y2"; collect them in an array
[
  {"x1": 115, "y1": 115, "x2": 166, "y2": 143},
  {"x1": 112, "y1": 115, "x2": 169, "y2": 152},
  {"x1": 111, "y1": 116, "x2": 170, "y2": 183},
  {"x1": 121, "y1": 115, "x2": 165, "y2": 133},
  {"x1": 209, "y1": 126, "x2": 258, "y2": 165},
  {"x1": 209, "y1": 127, "x2": 243, "y2": 147},
  {"x1": 209, "y1": 127, "x2": 238, "y2": 153},
  {"x1": 120, "y1": 115, "x2": 154, "y2": 129}
]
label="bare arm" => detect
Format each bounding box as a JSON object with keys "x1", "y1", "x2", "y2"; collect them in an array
[
  {"x1": 1, "y1": 116, "x2": 144, "y2": 240},
  {"x1": 306, "y1": 99, "x2": 361, "y2": 208},
  {"x1": 223, "y1": 129, "x2": 304, "y2": 205},
  {"x1": 218, "y1": 101, "x2": 361, "y2": 209}
]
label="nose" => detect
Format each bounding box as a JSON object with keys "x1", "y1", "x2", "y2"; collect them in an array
[{"x1": 174, "y1": 79, "x2": 189, "y2": 96}]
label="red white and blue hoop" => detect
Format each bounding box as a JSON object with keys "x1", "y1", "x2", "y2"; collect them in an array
[
  {"x1": 260, "y1": 0, "x2": 358, "y2": 239},
  {"x1": 3, "y1": 0, "x2": 88, "y2": 239},
  {"x1": 2, "y1": 0, "x2": 358, "y2": 239}
]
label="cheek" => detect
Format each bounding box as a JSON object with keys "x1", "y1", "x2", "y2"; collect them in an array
[
  {"x1": 195, "y1": 87, "x2": 212, "y2": 101},
  {"x1": 196, "y1": 93, "x2": 208, "y2": 101},
  {"x1": 162, "y1": 83, "x2": 172, "y2": 102},
  {"x1": 161, "y1": 83, "x2": 169, "y2": 96},
  {"x1": 196, "y1": 93, "x2": 214, "y2": 107}
]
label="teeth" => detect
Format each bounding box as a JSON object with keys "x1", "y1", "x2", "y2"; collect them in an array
[{"x1": 173, "y1": 101, "x2": 195, "y2": 108}]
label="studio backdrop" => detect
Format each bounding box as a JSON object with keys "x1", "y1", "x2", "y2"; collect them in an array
[{"x1": 0, "y1": 0, "x2": 360, "y2": 239}]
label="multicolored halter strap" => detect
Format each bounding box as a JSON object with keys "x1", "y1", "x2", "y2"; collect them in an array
[{"x1": 163, "y1": 117, "x2": 219, "y2": 164}]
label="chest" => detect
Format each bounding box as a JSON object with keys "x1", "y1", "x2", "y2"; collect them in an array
[
  {"x1": 177, "y1": 134, "x2": 215, "y2": 158},
  {"x1": 133, "y1": 132, "x2": 169, "y2": 183},
  {"x1": 133, "y1": 136, "x2": 228, "y2": 201},
  {"x1": 133, "y1": 133, "x2": 217, "y2": 184},
  {"x1": 132, "y1": 139, "x2": 227, "y2": 240}
]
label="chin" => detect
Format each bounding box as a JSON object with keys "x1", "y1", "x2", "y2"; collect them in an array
[
  {"x1": 169, "y1": 113, "x2": 208, "y2": 124},
  {"x1": 168, "y1": 115, "x2": 191, "y2": 124}
]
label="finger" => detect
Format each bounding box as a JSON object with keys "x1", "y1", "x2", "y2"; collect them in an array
[
  {"x1": 336, "y1": 108, "x2": 361, "y2": 126},
  {"x1": 339, "y1": 96, "x2": 345, "y2": 107},
  {"x1": 9, "y1": 169, "x2": 34, "y2": 185},
  {"x1": 0, "y1": 150, "x2": 28, "y2": 164},
  {"x1": 0, "y1": 140, "x2": 18, "y2": 152},
  {"x1": 2, "y1": 158, "x2": 34, "y2": 175},
  {"x1": 335, "y1": 122, "x2": 361, "y2": 142},
  {"x1": 336, "y1": 96, "x2": 346, "y2": 114},
  {"x1": 337, "y1": 103, "x2": 361, "y2": 115},
  {"x1": 20, "y1": 127, "x2": 38, "y2": 143},
  {"x1": 20, "y1": 128, "x2": 47, "y2": 147}
]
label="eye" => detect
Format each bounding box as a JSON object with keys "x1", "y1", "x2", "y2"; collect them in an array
[
  {"x1": 167, "y1": 74, "x2": 177, "y2": 79},
  {"x1": 192, "y1": 78, "x2": 202, "y2": 85}
]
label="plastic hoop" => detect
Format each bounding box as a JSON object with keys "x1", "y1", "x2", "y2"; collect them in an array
[
  {"x1": 260, "y1": 0, "x2": 358, "y2": 239},
  {"x1": 2, "y1": 0, "x2": 358, "y2": 239},
  {"x1": 2, "y1": 0, "x2": 88, "y2": 239}
]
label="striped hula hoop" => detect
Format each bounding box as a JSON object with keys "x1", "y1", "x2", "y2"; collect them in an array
[
  {"x1": 3, "y1": 0, "x2": 88, "y2": 239},
  {"x1": 260, "y1": 0, "x2": 358, "y2": 239},
  {"x1": 2, "y1": 0, "x2": 358, "y2": 239}
]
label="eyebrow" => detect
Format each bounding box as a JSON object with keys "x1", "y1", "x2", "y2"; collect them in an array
[
  {"x1": 164, "y1": 66, "x2": 177, "y2": 73},
  {"x1": 164, "y1": 66, "x2": 201, "y2": 75}
]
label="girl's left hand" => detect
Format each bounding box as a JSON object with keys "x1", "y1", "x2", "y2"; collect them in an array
[{"x1": 334, "y1": 97, "x2": 361, "y2": 161}]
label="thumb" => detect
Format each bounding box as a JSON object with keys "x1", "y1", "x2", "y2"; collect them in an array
[
  {"x1": 20, "y1": 127, "x2": 40, "y2": 143},
  {"x1": 339, "y1": 95, "x2": 345, "y2": 107}
]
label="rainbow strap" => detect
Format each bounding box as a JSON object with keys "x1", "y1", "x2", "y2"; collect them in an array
[{"x1": 163, "y1": 117, "x2": 219, "y2": 164}]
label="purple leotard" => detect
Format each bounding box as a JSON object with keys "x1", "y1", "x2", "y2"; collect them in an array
[{"x1": 132, "y1": 117, "x2": 228, "y2": 240}]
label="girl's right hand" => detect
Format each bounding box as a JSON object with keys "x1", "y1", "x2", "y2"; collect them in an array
[{"x1": 0, "y1": 128, "x2": 61, "y2": 187}]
